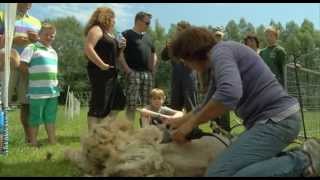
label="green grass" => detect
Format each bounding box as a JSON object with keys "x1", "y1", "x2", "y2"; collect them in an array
[
  {"x1": 0, "y1": 107, "x2": 318, "y2": 176},
  {"x1": 0, "y1": 106, "x2": 199, "y2": 176},
  {"x1": 0, "y1": 106, "x2": 87, "y2": 176},
  {"x1": 0, "y1": 106, "x2": 217, "y2": 176}
]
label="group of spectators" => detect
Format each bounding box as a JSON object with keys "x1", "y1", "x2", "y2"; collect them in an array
[
  {"x1": 0, "y1": 4, "x2": 319, "y2": 177},
  {"x1": 84, "y1": 6, "x2": 320, "y2": 177}
]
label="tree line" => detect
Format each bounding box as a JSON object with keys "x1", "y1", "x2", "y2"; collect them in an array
[{"x1": 45, "y1": 17, "x2": 320, "y2": 105}]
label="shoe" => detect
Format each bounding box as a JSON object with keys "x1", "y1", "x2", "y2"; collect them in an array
[{"x1": 302, "y1": 138, "x2": 320, "y2": 176}]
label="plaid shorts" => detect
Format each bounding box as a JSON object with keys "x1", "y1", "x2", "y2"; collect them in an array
[{"x1": 126, "y1": 71, "x2": 153, "y2": 110}]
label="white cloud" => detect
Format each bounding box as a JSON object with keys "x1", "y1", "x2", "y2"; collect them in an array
[
  {"x1": 106, "y1": 3, "x2": 135, "y2": 31},
  {"x1": 32, "y1": 3, "x2": 136, "y2": 31}
]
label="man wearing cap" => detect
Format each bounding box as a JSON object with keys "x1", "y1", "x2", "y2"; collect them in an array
[
  {"x1": 213, "y1": 27, "x2": 224, "y2": 42},
  {"x1": 259, "y1": 26, "x2": 287, "y2": 86}
]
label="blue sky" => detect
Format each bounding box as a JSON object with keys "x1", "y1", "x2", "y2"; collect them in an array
[{"x1": 28, "y1": 3, "x2": 320, "y2": 33}]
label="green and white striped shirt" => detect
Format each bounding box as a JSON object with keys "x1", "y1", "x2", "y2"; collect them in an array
[{"x1": 21, "y1": 42, "x2": 59, "y2": 99}]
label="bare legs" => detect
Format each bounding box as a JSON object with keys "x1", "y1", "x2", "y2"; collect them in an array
[
  {"x1": 45, "y1": 124, "x2": 56, "y2": 144},
  {"x1": 29, "y1": 123, "x2": 56, "y2": 147},
  {"x1": 20, "y1": 104, "x2": 30, "y2": 143}
]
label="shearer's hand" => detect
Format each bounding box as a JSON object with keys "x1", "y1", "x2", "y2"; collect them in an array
[
  {"x1": 171, "y1": 119, "x2": 194, "y2": 144},
  {"x1": 162, "y1": 116, "x2": 185, "y2": 130}
]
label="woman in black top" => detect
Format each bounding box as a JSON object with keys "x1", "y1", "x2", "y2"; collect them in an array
[{"x1": 84, "y1": 7, "x2": 126, "y2": 131}]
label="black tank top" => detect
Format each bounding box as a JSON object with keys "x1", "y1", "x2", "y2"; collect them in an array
[{"x1": 87, "y1": 29, "x2": 118, "y2": 71}]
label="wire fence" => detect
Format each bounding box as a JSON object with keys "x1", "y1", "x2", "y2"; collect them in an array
[
  {"x1": 284, "y1": 63, "x2": 320, "y2": 139},
  {"x1": 73, "y1": 91, "x2": 90, "y2": 106},
  {"x1": 64, "y1": 86, "x2": 81, "y2": 120}
]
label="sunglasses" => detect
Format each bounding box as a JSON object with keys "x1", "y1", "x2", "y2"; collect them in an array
[{"x1": 142, "y1": 20, "x2": 150, "y2": 26}]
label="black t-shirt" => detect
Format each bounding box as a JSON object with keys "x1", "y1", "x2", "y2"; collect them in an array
[
  {"x1": 86, "y1": 31, "x2": 118, "y2": 78},
  {"x1": 122, "y1": 29, "x2": 155, "y2": 72}
]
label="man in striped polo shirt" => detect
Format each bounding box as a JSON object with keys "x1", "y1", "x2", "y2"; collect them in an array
[
  {"x1": 0, "y1": 3, "x2": 41, "y2": 144},
  {"x1": 20, "y1": 23, "x2": 58, "y2": 147}
]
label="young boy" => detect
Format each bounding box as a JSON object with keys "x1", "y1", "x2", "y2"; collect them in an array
[
  {"x1": 138, "y1": 88, "x2": 184, "y2": 143},
  {"x1": 19, "y1": 23, "x2": 59, "y2": 147}
]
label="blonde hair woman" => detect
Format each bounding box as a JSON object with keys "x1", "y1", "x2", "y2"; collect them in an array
[{"x1": 84, "y1": 7, "x2": 126, "y2": 131}]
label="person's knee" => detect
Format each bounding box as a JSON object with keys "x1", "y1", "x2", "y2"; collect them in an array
[{"x1": 206, "y1": 156, "x2": 240, "y2": 177}]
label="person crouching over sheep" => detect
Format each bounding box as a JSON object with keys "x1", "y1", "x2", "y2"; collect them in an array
[
  {"x1": 166, "y1": 27, "x2": 320, "y2": 177},
  {"x1": 137, "y1": 88, "x2": 183, "y2": 143}
]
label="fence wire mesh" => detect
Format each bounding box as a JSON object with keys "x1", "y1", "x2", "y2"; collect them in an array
[{"x1": 284, "y1": 63, "x2": 320, "y2": 138}]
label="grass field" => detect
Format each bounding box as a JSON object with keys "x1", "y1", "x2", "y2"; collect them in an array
[
  {"x1": 0, "y1": 106, "x2": 87, "y2": 176},
  {"x1": 0, "y1": 106, "x2": 318, "y2": 176}
]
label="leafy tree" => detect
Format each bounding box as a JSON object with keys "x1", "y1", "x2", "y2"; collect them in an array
[
  {"x1": 301, "y1": 19, "x2": 314, "y2": 34},
  {"x1": 269, "y1": 19, "x2": 277, "y2": 27},
  {"x1": 246, "y1": 22, "x2": 256, "y2": 34},
  {"x1": 284, "y1": 33, "x2": 301, "y2": 61},
  {"x1": 41, "y1": 15, "x2": 320, "y2": 107},
  {"x1": 225, "y1": 20, "x2": 241, "y2": 41},
  {"x1": 282, "y1": 21, "x2": 300, "y2": 44},
  {"x1": 238, "y1": 17, "x2": 248, "y2": 41},
  {"x1": 256, "y1": 25, "x2": 266, "y2": 48},
  {"x1": 167, "y1": 23, "x2": 177, "y2": 39},
  {"x1": 148, "y1": 19, "x2": 171, "y2": 92}
]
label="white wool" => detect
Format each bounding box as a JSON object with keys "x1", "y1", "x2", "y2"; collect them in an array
[
  {"x1": 103, "y1": 143, "x2": 174, "y2": 176},
  {"x1": 64, "y1": 119, "x2": 228, "y2": 176},
  {"x1": 160, "y1": 135, "x2": 229, "y2": 176}
]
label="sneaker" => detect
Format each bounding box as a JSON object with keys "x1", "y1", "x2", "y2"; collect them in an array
[{"x1": 302, "y1": 138, "x2": 320, "y2": 176}]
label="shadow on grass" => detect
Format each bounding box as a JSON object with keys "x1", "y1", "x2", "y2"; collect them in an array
[
  {"x1": 0, "y1": 159, "x2": 82, "y2": 176},
  {"x1": 37, "y1": 135, "x2": 81, "y2": 146}
]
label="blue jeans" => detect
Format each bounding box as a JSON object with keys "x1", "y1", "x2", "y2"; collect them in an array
[{"x1": 206, "y1": 112, "x2": 310, "y2": 177}]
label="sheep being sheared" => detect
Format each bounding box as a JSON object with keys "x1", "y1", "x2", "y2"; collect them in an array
[{"x1": 64, "y1": 118, "x2": 229, "y2": 176}]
